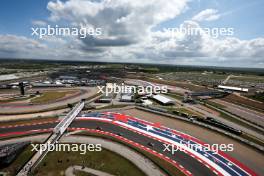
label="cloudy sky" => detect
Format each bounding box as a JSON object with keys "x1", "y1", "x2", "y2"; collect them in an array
[{"x1": 0, "y1": 0, "x2": 264, "y2": 68}]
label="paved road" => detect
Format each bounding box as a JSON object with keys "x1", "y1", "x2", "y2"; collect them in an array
[
  {"x1": 65, "y1": 165, "x2": 115, "y2": 176},
  {"x1": 128, "y1": 78, "x2": 264, "y2": 129},
  {"x1": 212, "y1": 99, "x2": 264, "y2": 127},
  {"x1": 62, "y1": 136, "x2": 165, "y2": 176},
  {"x1": 222, "y1": 75, "x2": 233, "y2": 84},
  {"x1": 0, "y1": 108, "x2": 69, "y2": 122},
  {"x1": 16, "y1": 102, "x2": 84, "y2": 176},
  {"x1": 163, "y1": 94, "x2": 264, "y2": 141},
  {"x1": 0, "y1": 120, "x2": 214, "y2": 176},
  {"x1": 124, "y1": 79, "x2": 188, "y2": 94},
  {"x1": 0, "y1": 87, "x2": 98, "y2": 114},
  {"x1": 1, "y1": 134, "x2": 165, "y2": 176}
]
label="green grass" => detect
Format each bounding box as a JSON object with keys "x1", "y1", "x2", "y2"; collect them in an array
[
  {"x1": 30, "y1": 91, "x2": 75, "y2": 104},
  {"x1": 0, "y1": 144, "x2": 146, "y2": 176},
  {"x1": 247, "y1": 92, "x2": 264, "y2": 103},
  {"x1": 0, "y1": 126, "x2": 184, "y2": 176},
  {"x1": 175, "y1": 108, "x2": 196, "y2": 114},
  {"x1": 203, "y1": 101, "x2": 264, "y2": 146},
  {"x1": 0, "y1": 145, "x2": 35, "y2": 175},
  {"x1": 95, "y1": 104, "x2": 130, "y2": 110},
  {"x1": 0, "y1": 96, "x2": 33, "y2": 103},
  {"x1": 206, "y1": 100, "x2": 226, "y2": 109},
  {"x1": 78, "y1": 133, "x2": 184, "y2": 176},
  {"x1": 164, "y1": 106, "x2": 193, "y2": 115},
  {"x1": 139, "y1": 67, "x2": 159, "y2": 73},
  {"x1": 105, "y1": 64, "x2": 124, "y2": 69},
  {"x1": 74, "y1": 170, "x2": 98, "y2": 176},
  {"x1": 231, "y1": 76, "x2": 264, "y2": 83},
  {"x1": 0, "y1": 92, "x2": 101, "y2": 115},
  {"x1": 33, "y1": 146, "x2": 146, "y2": 176},
  {"x1": 0, "y1": 105, "x2": 69, "y2": 115},
  {"x1": 0, "y1": 117, "x2": 57, "y2": 127},
  {"x1": 241, "y1": 133, "x2": 264, "y2": 147},
  {"x1": 165, "y1": 93, "x2": 183, "y2": 101}
]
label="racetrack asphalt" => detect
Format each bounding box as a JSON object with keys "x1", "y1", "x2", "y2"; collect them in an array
[{"x1": 0, "y1": 120, "x2": 214, "y2": 176}]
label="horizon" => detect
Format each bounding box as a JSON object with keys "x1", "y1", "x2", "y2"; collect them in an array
[
  {"x1": 0, "y1": 0, "x2": 263, "y2": 68},
  {"x1": 1, "y1": 57, "x2": 264, "y2": 71}
]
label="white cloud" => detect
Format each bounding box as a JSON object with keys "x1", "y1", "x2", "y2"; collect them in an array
[
  {"x1": 0, "y1": 34, "x2": 114, "y2": 62},
  {"x1": 46, "y1": 0, "x2": 188, "y2": 48},
  {"x1": 144, "y1": 20, "x2": 264, "y2": 67},
  {"x1": 192, "y1": 9, "x2": 220, "y2": 22},
  {"x1": 0, "y1": 1, "x2": 263, "y2": 68},
  {"x1": 32, "y1": 20, "x2": 47, "y2": 26}
]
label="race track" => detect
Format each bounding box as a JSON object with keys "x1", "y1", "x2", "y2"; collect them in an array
[{"x1": 0, "y1": 112, "x2": 258, "y2": 176}]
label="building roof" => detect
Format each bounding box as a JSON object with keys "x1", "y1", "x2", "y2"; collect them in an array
[
  {"x1": 142, "y1": 99, "x2": 153, "y2": 105},
  {"x1": 99, "y1": 94, "x2": 112, "y2": 100},
  {"x1": 218, "y1": 85, "x2": 248, "y2": 92},
  {"x1": 152, "y1": 94, "x2": 174, "y2": 104},
  {"x1": 120, "y1": 94, "x2": 133, "y2": 101}
]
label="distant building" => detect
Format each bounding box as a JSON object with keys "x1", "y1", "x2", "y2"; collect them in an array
[
  {"x1": 152, "y1": 94, "x2": 174, "y2": 105},
  {"x1": 0, "y1": 84, "x2": 12, "y2": 89},
  {"x1": 142, "y1": 99, "x2": 153, "y2": 106},
  {"x1": 96, "y1": 95, "x2": 112, "y2": 103},
  {"x1": 55, "y1": 81, "x2": 63, "y2": 85},
  {"x1": 31, "y1": 83, "x2": 66, "y2": 88},
  {"x1": 59, "y1": 76, "x2": 78, "y2": 80},
  {"x1": 120, "y1": 93, "x2": 134, "y2": 102},
  {"x1": 217, "y1": 85, "x2": 248, "y2": 92},
  {"x1": 77, "y1": 79, "x2": 106, "y2": 86}
]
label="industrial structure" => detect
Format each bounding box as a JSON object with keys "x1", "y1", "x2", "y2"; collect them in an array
[
  {"x1": 17, "y1": 101, "x2": 84, "y2": 176},
  {"x1": 151, "y1": 94, "x2": 174, "y2": 105},
  {"x1": 217, "y1": 85, "x2": 249, "y2": 92}
]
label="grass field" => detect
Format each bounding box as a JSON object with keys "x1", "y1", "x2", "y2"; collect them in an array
[
  {"x1": 223, "y1": 94, "x2": 264, "y2": 112},
  {"x1": 203, "y1": 101, "x2": 264, "y2": 146},
  {"x1": 0, "y1": 95, "x2": 33, "y2": 103},
  {"x1": 0, "y1": 131, "x2": 182, "y2": 176},
  {"x1": 0, "y1": 144, "x2": 146, "y2": 176},
  {"x1": 141, "y1": 76, "x2": 210, "y2": 92},
  {"x1": 165, "y1": 93, "x2": 183, "y2": 101},
  {"x1": 0, "y1": 117, "x2": 58, "y2": 128},
  {"x1": 247, "y1": 92, "x2": 264, "y2": 103},
  {"x1": 230, "y1": 75, "x2": 264, "y2": 83},
  {"x1": 174, "y1": 107, "x2": 198, "y2": 115},
  {"x1": 95, "y1": 104, "x2": 130, "y2": 110},
  {"x1": 206, "y1": 100, "x2": 226, "y2": 109},
  {"x1": 78, "y1": 132, "x2": 184, "y2": 176},
  {"x1": 163, "y1": 106, "x2": 201, "y2": 116},
  {"x1": 0, "y1": 145, "x2": 35, "y2": 175},
  {"x1": 30, "y1": 90, "x2": 76, "y2": 104},
  {"x1": 35, "y1": 147, "x2": 146, "y2": 176}
]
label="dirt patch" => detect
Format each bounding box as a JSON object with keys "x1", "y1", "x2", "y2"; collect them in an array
[{"x1": 222, "y1": 94, "x2": 264, "y2": 112}]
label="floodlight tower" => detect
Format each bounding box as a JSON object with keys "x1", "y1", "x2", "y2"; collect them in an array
[{"x1": 19, "y1": 82, "x2": 25, "y2": 96}]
